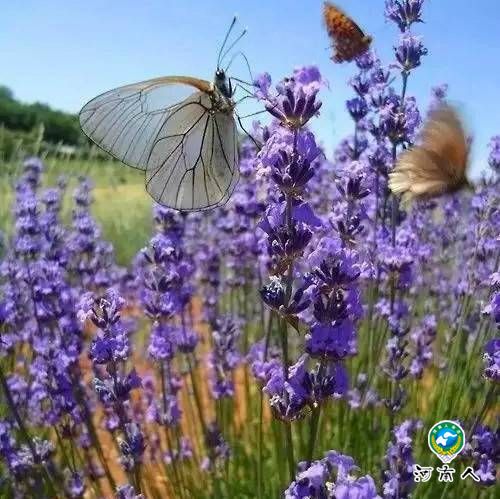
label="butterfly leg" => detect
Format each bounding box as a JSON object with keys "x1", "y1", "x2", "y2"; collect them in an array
[
  {"x1": 230, "y1": 77, "x2": 255, "y2": 91},
  {"x1": 235, "y1": 112, "x2": 262, "y2": 151}
]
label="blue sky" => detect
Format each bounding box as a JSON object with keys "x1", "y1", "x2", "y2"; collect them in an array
[{"x1": 1, "y1": 0, "x2": 499, "y2": 176}]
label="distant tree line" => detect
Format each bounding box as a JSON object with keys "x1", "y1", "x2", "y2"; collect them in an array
[{"x1": 0, "y1": 85, "x2": 83, "y2": 146}]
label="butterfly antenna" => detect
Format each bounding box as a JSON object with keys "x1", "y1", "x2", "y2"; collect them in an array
[
  {"x1": 220, "y1": 29, "x2": 247, "y2": 67},
  {"x1": 225, "y1": 50, "x2": 254, "y2": 83},
  {"x1": 217, "y1": 16, "x2": 238, "y2": 68}
]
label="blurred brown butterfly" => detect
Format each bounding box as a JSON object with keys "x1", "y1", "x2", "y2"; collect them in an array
[
  {"x1": 323, "y1": 2, "x2": 372, "y2": 63},
  {"x1": 389, "y1": 104, "x2": 470, "y2": 199}
]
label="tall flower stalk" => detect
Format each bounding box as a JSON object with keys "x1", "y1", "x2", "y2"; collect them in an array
[{"x1": 256, "y1": 67, "x2": 323, "y2": 480}]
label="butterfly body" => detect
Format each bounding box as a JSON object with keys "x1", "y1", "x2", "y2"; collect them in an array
[
  {"x1": 213, "y1": 68, "x2": 234, "y2": 100},
  {"x1": 323, "y1": 2, "x2": 372, "y2": 63},
  {"x1": 389, "y1": 104, "x2": 470, "y2": 200}
]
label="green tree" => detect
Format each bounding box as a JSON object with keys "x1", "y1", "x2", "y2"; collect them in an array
[{"x1": 0, "y1": 85, "x2": 83, "y2": 145}]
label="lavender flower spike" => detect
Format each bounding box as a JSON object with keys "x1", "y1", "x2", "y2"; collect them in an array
[{"x1": 385, "y1": 0, "x2": 424, "y2": 32}]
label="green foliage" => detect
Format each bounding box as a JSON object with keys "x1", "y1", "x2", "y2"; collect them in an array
[{"x1": 0, "y1": 85, "x2": 84, "y2": 146}]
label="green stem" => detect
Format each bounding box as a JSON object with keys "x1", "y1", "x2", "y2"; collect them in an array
[
  {"x1": 389, "y1": 70, "x2": 409, "y2": 312},
  {"x1": 280, "y1": 317, "x2": 295, "y2": 480},
  {"x1": 470, "y1": 384, "x2": 498, "y2": 435},
  {"x1": 160, "y1": 362, "x2": 184, "y2": 499},
  {"x1": 187, "y1": 354, "x2": 207, "y2": 434},
  {"x1": 257, "y1": 311, "x2": 274, "y2": 499},
  {"x1": 306, "y1": 405, "x2": 322, "y2": 463},
  {"x1": 284, "y1": 421, "x2": 295, "y2": 481},
  {"x1": 257, "y1": 388, "x2": 264, "y2": 499}
]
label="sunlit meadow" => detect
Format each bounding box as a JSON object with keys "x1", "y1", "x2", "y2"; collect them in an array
[{"x1": 0, "y1": 1, "x2": 498, "y2": 498}]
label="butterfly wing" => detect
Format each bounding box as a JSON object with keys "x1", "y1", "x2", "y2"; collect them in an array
[
  {"x1": 80, "y1": 76, "x2": 239, "y2": 210},
  {"x1": 144, "y1": 91, "x2": 238, "y2": 211},
  {"x1": 389, "y1": 148, "x2": 453, "y2": 199},
  {"x1": 419, "y1": 105, "x2": 468, "y2": 183},
  {"x1": 323, "y1": 2, "x2": 371, "y2": 63},
  {"x1": 389, "y1": 104, "x2": 469, "y2": 199},
  {"x1": 79, "y1": 76, "x2": 212, "y2": 171}
]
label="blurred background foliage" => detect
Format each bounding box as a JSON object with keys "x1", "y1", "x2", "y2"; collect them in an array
[{"x1": 0, "y1": 85, "x2": 152, "y2": 265}]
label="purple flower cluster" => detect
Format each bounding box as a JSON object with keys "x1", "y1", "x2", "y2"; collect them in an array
[
  {"x1": 207, "y1": 317, "x2": 241, "y2": 399},
  {"x1": 385, "y1": 0, "x2": 424, "y2": 31},
  {"x1": 409, "y1": 314, "x2": 437, "y2": 378},
  {"x1": 137, "y1": 206, "x2": 196, "y2": 433},
  {"x1": 488, "y1": 136, "x2": 500, "y2": 173},
  {"x1": 466, "y1": 425, "x2": 499, "y2": 486},
  {"x1": 383, "y1": 420, "x2": 421, "y2": 498},
  {"x1": 285, "y1": 451, "x2": 379, "y2": 498},
  {"x1": 264, "y1": 354, "x2": 347, "y2": 421},
  {"x1": 78, "y1": 288, "x2": 144, "y2": 487},
  {"x1": 482, "y1": 272, "x2": 500, "y2": 381}
]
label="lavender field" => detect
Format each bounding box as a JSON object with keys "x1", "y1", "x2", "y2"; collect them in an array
[{"x1": 0, "y1": 1, "x2": 498, "y2": 498}]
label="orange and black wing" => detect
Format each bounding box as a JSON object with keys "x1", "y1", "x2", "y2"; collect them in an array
[{"x1": 323, "y1": 2, "x2": 372, "y2": 63}]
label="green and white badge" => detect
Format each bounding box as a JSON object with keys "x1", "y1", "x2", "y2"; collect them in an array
[{"x1": 428, "y1": 420, "x2": 466, "y2": 463}]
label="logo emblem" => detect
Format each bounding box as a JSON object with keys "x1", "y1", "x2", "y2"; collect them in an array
[{"x1": 428, "y1": 420, "x2": 465, "y2": 463}]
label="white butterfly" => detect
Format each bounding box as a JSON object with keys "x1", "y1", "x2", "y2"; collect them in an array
[{"x1": 79, "y1": 22, "x2": 244, "y2": 211}]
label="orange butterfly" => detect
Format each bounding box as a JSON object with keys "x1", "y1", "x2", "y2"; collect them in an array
[
  {"x1": 323, "y1": 2, "x2": 372, "y2": 63},
  {"x1": 389, "y1": 104, "x2": 470, "y2": 200}
]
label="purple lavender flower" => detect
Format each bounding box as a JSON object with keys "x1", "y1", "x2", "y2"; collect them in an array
[
  {"x1": 260, "y1": 277, "x2": 311, "y2": 326},
  {"x1": 305, "y1": 250, "x2": 362, "y2": 360},
  {"x1": 385, "y1": 0, "x2": 424, "y2": 31},
  {"x1": 145, "y1": 365, "x2": 182, "y2": 428},
  {"x1": 285, "y1": 451, "x2": 379, "y2": 498},
  {"x1": 347, "y1": 97, "x2": 369, "y2": 122},
  {"x1": 378, "y1": 95, "x2": 421, "y2": 146},
  {"x1": 20, "y1": 157, "x2": 44, "y2": 189},
  {"x1": 305, "y1": 322, "x2": 354, "y2": 361},
  {"x1": 66, "y1": 471, "x2": 85, "y2": 498},
  {"x1": 263, "y1": 71, "x2": 322, "y2": 129},
  {"x1": 207, "y1": 317, "x2": 241, "y2": 399},
  {"x1": 285, "y1": 460, "x2": 329, "y2": 498},
  {"x1": 409, "y1": 315, "x2": 437, "y2": 378},
  {"x1": 119, "y1": 423, "x2": 146, "y2": 471},
  {"x1": 394, "y1": 33, "x2": 428, "y2": 72},
  {"x1": 270, "y1": 150, "x2": 315, "y2": 197},
  {"x1": 247, "y1": 339, "x2": 281, "y2": 384},
  {"x1": 164, "y1": 437, "x2": 193, "y2": 464},
  {"x1": 429, "y1": 83, "x2": 448, "y2": 110},
  {"x1": 116, "y1": 484, "x2": 144, "y2": 499},
  {"x1": 356, "y1": 50, "x2": 377, "y2": 71},
  {"x1": 466, "y1": 425, "x2": 499, "y2": 486},
  {"x1": 383, "y1": 420, "x2": 420, "y2": 498},
  {"x1": 350, "y1": 74, "x2": 371, "y2": 98},
  {"x1": 488, "y1": 136, "x2": 500, "y2": 173},
  {"x1": 68, "y1": 177, "x2": 120, "y2": 289},
  {"x1": 79, "y1": 289, "x2": 130, "y2": 364},
  {"x1": 79, "y1": 288, "x2": 144, "y2": 483},
  {"x1": 254, "y1": 72, "x2": 272, "y2": 99},
  {"x1": 264, "y1": 355, "x2": 347, "y2": 421},
  {"x1": 264, "y1": 355, "x2": 311, "y2": 421},
  {"x1": 259, "y1": 209, "x2": 314, "y2": 273},
  {"x1": 202, "y1": 423, "x2": 230, "y2": 471},
  {"x1": 482, "y1": 338, "x2": 500, "y2": 382}
]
